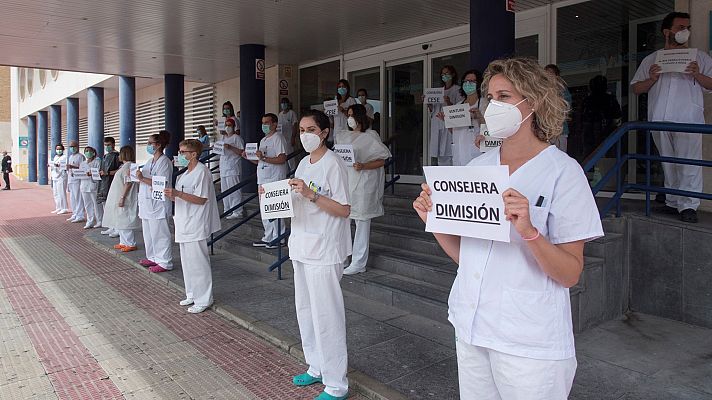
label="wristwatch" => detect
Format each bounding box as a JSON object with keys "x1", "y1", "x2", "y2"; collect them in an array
[{"x1": 310, "y1": 192, "x2": 320, "y2": 203}]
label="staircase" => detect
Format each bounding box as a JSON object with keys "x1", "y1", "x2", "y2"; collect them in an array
[{"x1": 213, "y1": 184, "x2": 627, "y2": 333}]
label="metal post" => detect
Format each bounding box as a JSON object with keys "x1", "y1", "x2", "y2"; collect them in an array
[
  {"x1": 277, "y1": 218, "x2": 282, "y2": 280},
  {"x1": 615, "y1": 140, "x2": 622, "y2": 217},
  {"x1": 119, "y1": 76, "x2": 136, "y2": 148},
  {"x1": 645, "y1": 130, "x2": 651, "y2": 217},
  {"x1": 37, "y1": 111, "x2": 49, "y2": 185},
  {"x1": 27, "y1": 115, "x2": 37, "y2": 182},
  {"x1": 88, "y1": 87, "x2": 105, "y2": 157},
  {"x1": 164, "y1": 74, "x2": 185, "y2": 158}
]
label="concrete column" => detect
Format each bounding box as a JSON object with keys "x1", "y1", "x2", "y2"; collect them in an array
[
  {"x1": 119, "y1": 76, "x2": 136, "y2": 148},
  {"x1": 50, "y1": 105, "x2": 62, "y2": 160},
  {"x1": 164, "y1": 74, "x2": 184, "y2": 157},
  {"x1": 87, "y1": 87, "x2": 105, "y2": 157},
  {"x1": 27, "y1": 115, "x2": 37, "y2": 182},
  {"x1": 37, "y1": 111, "x2": 49, "y2": 185},
  {"x1": 239, "y1": 44, "x2": 266, "y2": 192},
  {"x1": 470, "y1": 0, "x2": 515, "y2": 72},
  {"x1": 66, "y1": 98, "x2": 79, "y2": 144}
]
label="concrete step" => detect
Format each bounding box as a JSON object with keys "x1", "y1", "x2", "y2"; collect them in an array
[
  {"x1": 369, "y1": 223, "x2": 448, "y2": 258},
  {"x1": 368, "y1": 243, "x2": 456, "y2": 288}
]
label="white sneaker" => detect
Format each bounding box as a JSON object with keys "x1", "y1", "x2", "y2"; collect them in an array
[
  {"x1": 232, "y1": 211, "x2": 244, "y2": 218},
  {"x1": 100, "y1": 228, "x2": 112, "y2": 235},
  {"x1": 188, "y1": 305, "x2": 209, "y2": 314},
  {"x1": 108, "y1": 232, "x2": 119, "y2": 238},
  {"x1": 72, "y1": 218, "x2": 85, "y2": 223},
  {"x1": 93, "y1": 221, "x2": 102, "y2": 228},
  {"x1": 343, "y1": 265, "x2": 366, "y2": 275},
  {"x1": 66, "y1": 216, "x2": 76, "y2": 222},
  {"x1": 83, "y1": 223, "x2": 93, "y2": 229},
  {"x1": 51, "y1": 209, "x2": 59, "y2": 214},
  {"x1": 179, "y1": 298, "x2": 194, "y2": 306},
  {"x1": 225, "y1": 214, "x2": 238, "y2": 220},
  {"x1": 57, "y1": 209, "x2": 70, "y2": 215}
]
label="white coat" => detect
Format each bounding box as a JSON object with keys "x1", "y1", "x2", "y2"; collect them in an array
[
  {"x1": 451, "y1": 98, "x2": 488, "y2": 166},
  {"x1": 429, "y1": 85, "x2": 464, "y2": 158},
  {"x1": 138, "y1": 154, "x2": 173, "y2": 220},
  {"x1": 102, "y1": 163, "x2": 140, "y2": 230}
]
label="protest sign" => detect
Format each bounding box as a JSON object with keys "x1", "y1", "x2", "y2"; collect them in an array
[{"x1": 260, "y1": 179, "x2": 294, "y2": 220}]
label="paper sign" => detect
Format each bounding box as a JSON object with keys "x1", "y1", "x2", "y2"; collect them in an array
[
  {"x1": 151, "y1": 176, "x2": 167, "y2": 201},
  {"x1": 213, "y1": 141, "x2": 225, "y2": 155},
  {"x1": 75, "y1": 165, "x2": 90, "y2": 180},
  {"x1": 423, "y1": 166, "x2": 511, "y2": 242},
  {"x1": 480, "y1": 125, "x2": 502, "y2": 152},
  {"x1": 424, "y1": 88, "x2": 444, "y2": 104},
  {"x1": 443, "y1": 104, "x2": 472, "y2": 129},
  {"x1": 260, "y1": 179, "x2": 294, "y2": 220},
  {"x1": 91, "y1": 168, "x2": 101, "y2": 181},
  {"x1": 333, "y1": 144, "x2": 355, "y2": 165},
  {"x1": 59, "y1": 158, "x2": 67, "y2": 170},
  {"x1": 217, "y1": 120, "x2": 225, "y2": 131},
  {"x1": 128, "y1": 163, "x2": 140, "y2": 182},
  {"x1": 655, "y1": 48, "x2": 697, "y2": 73},
  {"x1": 276, "y1": 124, "x2": 283, "y2": 136},
  {"x1": 323, "y1": 100, "x2": 339, "y2": 117},
  {"x1": 245, "y1": 143, "x2": 259, "y2": 161}
]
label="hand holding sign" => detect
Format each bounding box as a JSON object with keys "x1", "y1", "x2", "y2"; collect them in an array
[
  {"x1": 503, "y1": 188, "x2": 538, "y2": 240},
  {"x1": 213, "y1": 141, "x2": 225, "y2": 155},
  {"x1": 260, "y1": 179, "x2": 294, "y2": 219},
  {"x1": 323, "y1": 100, "x2": 339, "y2": 117},
  {"x1": 245, "y1": 143, "x2": 259, "y2": 160},
  {"x1": 152, "y1": 176, "x2": 167, "y2": 201},
  {"x1": 442, "y1": 104, "x2": 472, "y2": 129},
  {"x1": 424, "y1": 88, "x2": 444, "y2": 104},
  {"x1": 91, "y1": 168, "x2": 101, "y2": 181},
  {"x1": 333, "y1": 144, "x2": 355, "y2": 166},
  {"x1": 654, "y1": 48, "x2": 698, "y2": 73}
]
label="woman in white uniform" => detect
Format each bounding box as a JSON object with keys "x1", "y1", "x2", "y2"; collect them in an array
[
  {"x1": 336, "y1": 104, "x2": 391, "y2": 276},
  {"x1": 286, "y1": 109, "x2": 351, "y2": 400},
  {"x1": 102, "y1": 146, "x2": 141, "y2": 251},
  {"x1": 219, "y1": 118, "x2": 245, "y2": 219},
  {"x1": 79, "y1": 146, "x2": 102, "y2": 229},
  {"x1": 51, "y1": 144, "x2": 69, "y2": 214},
  {"x1": 428, "y1": 65, "x2": 464, "y2": 166},
  {"x1": 356, "y1": 89, "x2": 375, "y2": 121},
  {"x1": 278, "y1": 97, "x2": 299, "y2": 170},
  {"x1": 413, "y1": 57, "x2": 603, "y2": 399},
  {"x1": 165, "y1": 139, "x2": 221, "y2": 314},
  {"x1": 450, "y1": 69, "x2": 488, "y2": 166},
  {"x1": 136, "y1": 131, "x2": 174, "y2": 273},
  {"x1": 333, "y1": 80, "x2": 357, "y2": 143},
  {"x1": 65, "y1": 140, "x2": 86, "y2": 223}
]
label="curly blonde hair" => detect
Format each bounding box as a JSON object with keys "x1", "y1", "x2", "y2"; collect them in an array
[{"x1": 481, "y1": 57, "x2": 569, "y2": 142}]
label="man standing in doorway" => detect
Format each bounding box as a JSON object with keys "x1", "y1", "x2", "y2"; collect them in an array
[
  {"x1": 1, "y1": 151, "x2": 11, "y2": 190},
  {"x1": 632, "y1": 12, "x2": 712, "y2": 223}
]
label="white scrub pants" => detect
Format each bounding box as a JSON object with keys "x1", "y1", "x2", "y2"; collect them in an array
[
  {"x1": 262, "y1": 218, "x2": 286, "y2": 243},
  {"x1": 180, "y1": 240, "x2": 213, "y2": 307},
  {"x1": 653, "y1": 131, "x2": 703, "y2": 211},
  {"x1": 455, "y1": 339, "x2": 576, "y2": 400},
  {"x1": 81, "y1": 191, "x2": 99, "y2": 225},
  {"x1": 119, "y1": 230, "x2": 136, "y2": 247},
  {"x1": 293, "y1": 261, "x2": 349, "y2": 398},
  {"x1": 349, "y1": 219, "x2": 371, "y2": 270},
  {"x1": 141, "y1": 218, "x2": 173, "y2": 269},
  {"x1": 96, "y1": 202, "x2": 104, "y2": 225},
  {"x1": 53, "y1": 178, "x2": 68, "y2": 211},
  {"x1": 220, "y1": 175, "x2": 242, "y2": 215},
  {"x1": 68, "y1": 182, "x2": 85, "y2": 219}
]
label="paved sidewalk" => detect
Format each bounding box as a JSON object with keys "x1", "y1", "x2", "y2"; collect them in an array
[{"x1": 0, "y1": 179, "x2": 367, "y2": 399}]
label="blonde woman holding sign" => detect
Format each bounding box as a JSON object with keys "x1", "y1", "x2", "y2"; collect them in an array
[
  {"x1": 103, "y1": 146, "x2": 140, "y2": 251},
  {"x1": 287, "y1": 109, "x2": 351, "y2": 400},
  {"x1": 413, "y1": 57, "x2": 603, "y2": 399},
  {"x1": 336, "y1": 104, "x2": 391, "y2": 276}
]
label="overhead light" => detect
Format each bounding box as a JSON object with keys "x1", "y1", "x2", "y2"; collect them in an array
[{"x1": 575, "y1": 15, "x2": 579, "y2": 18}]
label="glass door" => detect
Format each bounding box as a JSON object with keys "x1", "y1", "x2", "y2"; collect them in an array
[
  {"x1": 347, "y1": 66, "x2": 382, "y2": 134},
  {"x1": 515, "y1": 7, "x2": 549, "y2": 64},
  {"x1": 385, "y1": 57, "x2": 425, "y2": 183}
]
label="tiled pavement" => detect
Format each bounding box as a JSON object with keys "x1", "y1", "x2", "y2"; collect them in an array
[{"x1": 0, "y1": 179, "x2": 368, "y2": 399}]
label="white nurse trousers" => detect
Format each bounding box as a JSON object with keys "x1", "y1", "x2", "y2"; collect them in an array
[
  {"x1": 81, "y1": 191, "x2": 99, "y2": 225},
  {"x1": 68, "y1": 182, "x2": 85, "y2": 219},
  {"x1": 141, "y1": 218, "x2": 173, "y2": 269},
  {"x1": 653, "y1": 131, "x2": 703, "y2": 211},
  {"x1": 220, "y1": 174, "x2": 243, "y2": 215},
  {"x1": 119, "y1": 229, "x2": 136, "y2": 247},
  {"x1": 292, "y1": 261, "x2": 349, "y2": 398},
  {"x1": 349, "y1": 219, "x2": 371, "y2": 270},
  {"x1": 261, "y1": 217, "x2": 286, "y2": 243},
  {"x1": 455, "y1": 338, "x2": 576, "y2": 400},
  {"x1": 180, "y1": 240, "x2": 213, "y2": 307},
  {"x1": 53, "y1": 178, "x2": 68, "y2": 211}
]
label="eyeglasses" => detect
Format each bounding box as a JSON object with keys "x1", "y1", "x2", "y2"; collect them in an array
[{"x1": 178, "y1": 150, "x2": 196, "y2": 155}]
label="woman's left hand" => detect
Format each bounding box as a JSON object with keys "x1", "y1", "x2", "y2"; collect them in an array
[
  {"x1": 353, "y1": 162, "x2": 364, "y2": 171},
  {"x1": 503, "y1": 188, "x2": 537, "y2": 239},
  {"x1": 474, "y1": 134, "x2": 485, "y2": 149},
  {"x1": 164, "y1": 188, "x2": 177, "y2": 199},
  {"x1": 289, "y1": 178, "x2": 313, "y2": 199},
  {"x1": 136, "y1": 170, "x2": 144, "y2": 181}
]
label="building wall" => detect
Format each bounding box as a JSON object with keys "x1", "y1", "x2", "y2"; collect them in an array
[{"x1": 0, "y1": 67, "x2": 12, "y2": 154}]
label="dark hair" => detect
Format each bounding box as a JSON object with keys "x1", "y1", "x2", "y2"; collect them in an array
[
  {"x1": 55, "y1": 143, "x2": 65, "y2": 150},
  {"x1": 84, "y1": 146, "x2": 96, "y2": 155},
  {"x1": 263, "y1": 113, "x2": 278, "y2": 124},
  {"x1": 197, "y1": 125, "x2": 207, "y2": 135},
  {"x1": 545, "y1": 64, "x2": 561, "y2": 76},
  {"x1": 441, "y1": 65, "x2": 458, "y2": 85},
  {"x1": 347, "y1": 104, "x2": 371, "y2": 131},
  {"x1": 357, "y1": 88, "x2": 368, "y2": 96},
  {"x1": 103, "y1": 136, "x2": 115, "y2": 145},
  {"x1": 337, "y1": 79, "x2": 351, "y2": 100},
  {"x1": 662, "y1": 12, "x2": 690, "y2": 32},
  {"x1": 280, "y1": 97, "x2": 290, "y2": 104},
  {"x1": 300, "y1": 110, "x2": 331, "y2": 132},
  {"x1": 119, "y1": 145, "x2": 135, "y2": 163},
  {"x1": 222, "y1": 101, "x2": 235, "y2": 116},
  {"x1": 459, "y1": 69, "x2": 483, "y2": 98},
  {"x1": 149, "y1": 130, "x2": 171, "y2": 150}
]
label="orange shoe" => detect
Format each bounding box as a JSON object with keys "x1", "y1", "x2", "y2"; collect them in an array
[
  {"x1": 121, "y1": 246, "x2": 138, "y2": 252},
  {"x1": 113, "y1": 244, "x2": 126, "y2": 250}
]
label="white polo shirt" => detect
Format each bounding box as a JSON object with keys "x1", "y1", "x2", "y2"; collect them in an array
[
  {"x1": 257, "y1": 132, "x2": 288, "y2": 184},
  {"x1": 174, "y1": 162, "x2": 221, "y2": 243},
  {"x1": 219, "y1": 133, "x2": 245, "y2": 177},
  {"x1": 451, "y1": 146, "x2": 603, "y2": 360}
]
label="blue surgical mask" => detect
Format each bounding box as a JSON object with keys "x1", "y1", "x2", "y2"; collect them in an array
[
  {"x1": 462, "y1": 81, "x2": 477, "y2": 95},
  {"x1": 337, "y1": 87, "x2": 348, "y2": 96},
  {"x1": 147, "y1": 144, "x2": 155, "y2": 155},
  {"x1": 176, "y1": 154, "x2": 189, "y2": 167},
  {"x1": 262, "y1": 124, "x2": 271, "y2": 134},
  {"x1": 223, "y1": 109, "x2": 232, "y2": 117},
  {"x1": 442, "y1": 74, "x2": 452, "y2": 83},
  {"x1": 280, "y1": 103, "x2": 289, "y2": 110},
  {"x1": 68, "y1": 147, "x2": 76, "y2": 155},
  {"x1": 84, "y1": 151, "x2": 94, "y2": 159},
  {"x1": 56, "y1": 149, "x2": 63, "y2": 156},
  {"x1": 104, "y1": 145, "x2": 113, "y2": 153}
]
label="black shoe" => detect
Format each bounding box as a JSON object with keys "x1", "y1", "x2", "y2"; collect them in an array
[
  {"x1": 655, "y1": 205, "x2": 678, "y2": 215},
  {"x1": 252, "y1": 240, "x2": 268, "y2": 247},
  {"x1": 655, "y1": 193, "x2": 666, "y2": 204},
  {"x1": 2, "y1": 188, "x2": 9, "y2": 190},
  {"x1": 680, "y1": 209, "x2": 698, "y2": 223}
]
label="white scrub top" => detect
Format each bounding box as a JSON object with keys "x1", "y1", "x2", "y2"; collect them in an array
[
  {"x1": 219, "y1": 133, "x2": 245, "y2": 177},
  {"x1": 174, "y1": 162, "x2": 221, "y2": 243},
  {"x1": 289, "y1": 149, "x2": 352, "y2": 265},
  {"x1": 450, "y1": 146, "x2": 604, "y2": 361},
  {"x1": 334, "y1": 129, "x2": 391, "y2": 220},
  {"x1": 279, "y1": 110, "x2": 298, "y2": 158},
  {"x1": 66, "y1": 153, "x2": 86, "y2": 184},
  {"x1": 333, "y1": 96, "x2": 357, "y2": 138},
  {"x1": 362, "y1": 102, "x2": 375, "y2": 119},
  {"x1": 429, "y1": 85, "x2": 464, "y2": 158},
  {"x1": 451, "y1": 98, "x2": 488, "y2": 166},
  {"x1": 51, "y1": 154, "x2": 67, "y2": 181},
  {"x1": 79, "y1": 158, "x2": 101, "y2": 192},
  {"x1": 257, "y1": 133, "x2": 288, "y2": 184},
  {"x1": 631, "y1": 49, "x2": 712, "y2": 124},
  {"x1": 138, "y1": 154, "x2": 173, "y2": 220}
]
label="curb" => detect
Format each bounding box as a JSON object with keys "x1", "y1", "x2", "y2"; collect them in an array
[{"x1": 84, "y1": 235, "x2": 408, "y2": 400}]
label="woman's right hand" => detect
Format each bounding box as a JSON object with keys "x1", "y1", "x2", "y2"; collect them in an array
[
  {"x1": 412, "y1": 183, "x2": 432, "y2": 223},
  {"x1": 436, "y1": 112, "x2": 445, "y2": 121},
  {"x1": 258, "y1": 185, "x2": 265, "y2": 195},
  {"x1": 475, "y1": 134, "x2": 485, "y2": 149},
  {"x1": 118, "y1": 198, "x2": 125, "y2": 208}
]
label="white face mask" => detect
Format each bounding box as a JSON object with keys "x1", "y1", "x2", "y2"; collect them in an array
[
  {"x1": 483, "y1": 98, "x2": 533, "y2": 139},
  {"x1": 358, "y1": 95, "x2": 366, "y2": 104},
  {"x1": 225, "y1": 126, "x2": 235, "y2": 134},
  {"x1": 347, "y1": 117, "x2": 357, "y2": 129},
  {"x1": 674, "y1": 29, "x2": 690, "y2": 44},
  {"x1": 300, "y1": 132, "x2": 323, "y2": 153}
]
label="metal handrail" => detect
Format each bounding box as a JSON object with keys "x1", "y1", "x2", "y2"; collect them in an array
[{"x1": 582, "y1": 121, "x2": 712, "y2": 217}]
